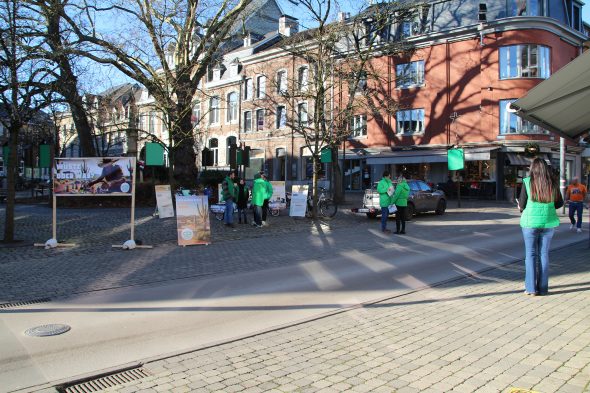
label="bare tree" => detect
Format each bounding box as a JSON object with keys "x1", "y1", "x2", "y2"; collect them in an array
[
  {"x1": 57, "y1": 0, "x2": 259, "y2": 187},
  {"x1": 266, "y1": 0, "x2": 419, "y2": 216},
  {"x1": 0, "y1": 0, "x2": 56, "y2": 242}
]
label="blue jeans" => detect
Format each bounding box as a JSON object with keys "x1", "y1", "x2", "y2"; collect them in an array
[
  {"x1": 253, "y1": 205, "x2": 262, "y2": 226},
  {"x1": 569, "y1": 202, "x2": 584, "y2": 229},
  {"x1": 224, "y1": 199, "x2": 234, "y2": 225},
  {"x1": 522, "y1": 227, "x2": 555, "y2": 295},
  {"x1": 381, "y1": 207, "x2": 389, "y2": 231}
]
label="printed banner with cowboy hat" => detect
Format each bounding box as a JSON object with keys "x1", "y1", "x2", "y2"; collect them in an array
[{"x1": 53, "y1": 157, "x2": 135, "y2": 196}]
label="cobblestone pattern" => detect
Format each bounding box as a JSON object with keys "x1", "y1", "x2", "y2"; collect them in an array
[{"x1": 68, "y1": 242, "x2": 590, "y2": 393}]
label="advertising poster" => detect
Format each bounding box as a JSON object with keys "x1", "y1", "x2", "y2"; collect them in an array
[
  {"x1": 289, "y1": 185, "x2": 309, "y2": 217},
  {"x1": 154, "y1": 185, "x2": 175, "y2": 218},
  {"x1": 53, "y1": 157, "x2": 134, "y2": 196},
  {"x1": 175, "y1": 195, "x2": 211, "y2": 246},
  {"x1": 269, "y1": 181, "x2": 287, "y2": 210}
]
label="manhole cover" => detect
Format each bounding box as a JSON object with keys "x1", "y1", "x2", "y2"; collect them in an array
[{"x1": 25, "y1": 324, "x2": 71, "y2": 337}]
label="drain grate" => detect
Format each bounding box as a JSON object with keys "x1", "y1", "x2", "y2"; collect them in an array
[
  {"x1": 58, "y1": 367, "x2": 151, "y2": 393},
  {"x1": 25, "y1": 324, "x2": 71, "y2": 337},
  {"x1": 0, "y1": 298, "x2": 51, "y2": 309}
]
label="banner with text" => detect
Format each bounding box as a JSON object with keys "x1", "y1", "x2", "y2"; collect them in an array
[
  {"x1": 289, "y1": 185, "x2": 308, "y2": 217},
  {"x1": 269, "y1": 181, "x2": 286, "y2": 210},
  {"x1": 155, "y1": 185, "x2": 175, "y2": 218},
  {"x1": 53, "y1": 157, "x2": 134, "y2": 196},
  {"x1": 176, "y1": 195, "x2": 211, "y2": 246}
]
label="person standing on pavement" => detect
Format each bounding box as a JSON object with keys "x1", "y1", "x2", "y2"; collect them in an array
[
  {"x1": 236, "y1": 178, "x2": 250, "y2": 225},
  {"x1": 251, "y1": 173, "x2": 267, "y2": 228},
  {"x1": 391, "y1": 172, "x2": 410, "y2": 234},
  {"x1": 518, "y1": 158, "x2": 563, "y2": 296},
  {"x1": 221, "y1": 170, "x2": 237, "y2": 228},
  {"x1": 261, "y1": 172, "x2": 273, "y2": 226},
  {"x1": 377, "y1": 170, "x2": 394, "y2": 233},
  {"x1": 565, "y1": 177, "x2": 587, "y2": 233}
]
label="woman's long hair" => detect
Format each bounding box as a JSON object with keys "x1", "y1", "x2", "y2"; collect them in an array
[{"x1": 529, "y1": 158, "x2": 555, "y2": 203}]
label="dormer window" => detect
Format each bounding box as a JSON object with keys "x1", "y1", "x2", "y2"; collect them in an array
[{"x1": 229, "y1": 62, "x2": 239, "y2": 77}]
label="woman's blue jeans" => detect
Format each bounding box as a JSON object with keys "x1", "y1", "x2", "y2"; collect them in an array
[{"x1": 521, "y1": 227, "x2": 554, "y2": 295}]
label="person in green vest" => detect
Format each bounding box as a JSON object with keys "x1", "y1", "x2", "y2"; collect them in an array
[
  {"x1": 518, "y1": 158, "x2": 563, "y2": 296},
  {"x1": 376, "y1": 170, "x2": 394, "y2": 233},
  {"x1": 391, "y1": 172, "x2": 410, "y2": 234},
  {"x1": 251, "y1": 172, "x2": 267, "y2": 228},
  {"x1": 221, "y1": 170, "x2": 237, "y2": 228}
]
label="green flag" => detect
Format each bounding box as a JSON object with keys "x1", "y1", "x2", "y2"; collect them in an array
[
  {"x1": 447, "y1": 149, "x2": 464, "y2": 171},
  {"x1": 320, "y1": 148, "x2": 332, "y2": 163},
  {"x1": 39, "y1": 144, "x2": 51, "y2": 168},
  {"x1": 146, "y1": 143, "x2": 164, "y2": 166}
]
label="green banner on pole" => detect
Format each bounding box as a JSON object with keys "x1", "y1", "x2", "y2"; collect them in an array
[
  {"x1": 39, "y1": 144, "x2": 51, "y2": 168},
  {"x1": 145, "y1": 143, "x2": 164, "y2": 166},
  {"x1": 320, "y1": 148, "x2": 332, "y2": 163},
  {"x1": 2, "y1": 146, "x2": 9, "y2": 160},
  {"x1": 448, "y1": 148, "x2": 464, "y2": 171}
]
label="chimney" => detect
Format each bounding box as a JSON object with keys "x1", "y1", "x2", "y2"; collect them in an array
[
  {"x1": 279, "y1": 15, "x2": 299, "y2": 37},
  {"x1": 338, "y1": 12, "x2": 350, "y2": 22}
]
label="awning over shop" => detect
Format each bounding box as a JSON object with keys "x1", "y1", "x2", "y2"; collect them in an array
[
  {"x1": 366, "y1": 147, "x2": 498, "y2": 165},
  {"x1": 505, "y1": 153, "x2": 550, "y2": 166},
  {"x1": 511, "y1": 50, "x2": 590, "y2": 140}
]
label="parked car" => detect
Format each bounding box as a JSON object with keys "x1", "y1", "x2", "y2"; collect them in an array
[{"x1": 352, "y1": 179, "x2": 446, "y2": 220}]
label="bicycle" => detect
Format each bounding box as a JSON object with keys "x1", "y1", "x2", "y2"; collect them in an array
[{"x1": 305, "y1": 186, "x2": 338, "y2": 218}]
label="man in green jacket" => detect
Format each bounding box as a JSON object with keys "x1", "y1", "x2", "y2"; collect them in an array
[
  {"x1": 251, "y1": 173, "x2": 267, "y2": 227},
  {"x1": 376, "y1": 170, "x2": 394, "y2": 233},
  {"x1": 391, "y1": 173, "x2": 410, "y2": 234},
  {"x1": 221, "y1": 170, "x2": 237, "y2": 227}
]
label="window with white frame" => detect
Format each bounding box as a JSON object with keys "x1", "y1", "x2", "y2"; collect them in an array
[
  {"x1": 256, "y1": 75, "x2": 266, "y2": 98},
  {"x1": 499, "y1": 99, "x2": 547, "y2": 135},
  {"x1": 297, "y1": 102, "x2": 308, "y2": 127},
  {"x1": 149, "y1": 111, "x2": 156, "y2": 133},
  {"x1": 243, "y1": 111, "x2": 252, "y2": 133},
  {"x1": 227, "y1": 92, "x2": 238, "y2": 123},
  {"x1": 191, "y1": 102, "x2": 201, "y2": 127},
  {"x1": 396, "y1": 109, "x2": 424, "y2": 135},
  {"x1": 209, "y1": 138, "x2": 219, "y2": 165},
  {"x1": 209, "y1": 97, "x2": 220, "y2": 124},
  {"x1": 256, "y1": 109, "x2": 264, "y2": 131},
  {"x1": 350, "y1": 115, "x2": 367, "y2": 138},
  {"x1": 276, "y1": 106, "x2": 287, "y2": 129},
  {"x1": 507, "y1": 0, "x2": 546, "y2": 17},
  {"x1": 298, "y1": 67, "x2": 308, "y2": 92},
  {"x1": 276, "y1": 70, "x2": 287, "y2": 94},
  {"x1": 396, "y1": 60, "x2": 424, "y2": 88},
  {"x1": 499, "y1": 45, "x2": 550, "y2": 79},
  {"x1": 244, "y1": 78, "x2": 253, "y2": 100}
]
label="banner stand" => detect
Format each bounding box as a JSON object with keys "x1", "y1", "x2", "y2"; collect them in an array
[{"x1": 34, "y1": 157, "x2": 151, "y2": 251}]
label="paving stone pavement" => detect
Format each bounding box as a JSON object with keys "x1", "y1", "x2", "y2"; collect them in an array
[{"x1": 45, "y1": 241, "x2": 590, "y2": 393}]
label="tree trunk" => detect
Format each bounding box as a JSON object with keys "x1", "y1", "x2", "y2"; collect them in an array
[
  {"x1": 331, "y1": 147, "x2": 344, "y2": 204},
  {"x1": 311, "y1": 155, "x2": 319, "y2": 219},
  {"x1": 3, "y1": 124, "x2": 19, "y2": 242},
  {"x1": 172, "y1": 98, "x2": 198, "y2": 187}
]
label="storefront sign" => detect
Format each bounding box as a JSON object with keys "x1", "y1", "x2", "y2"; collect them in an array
[
  {"x1": 53, "y1": 157, "x2": 134, "y2": 196},
  {"x1": 154, "y1": 185, "x2": 175, "y2": 218},
  {"x1": 175, "y1": 195, "x2": 211, "y2": 246},
  {"x1": 289, "y1": 185, "x2": 308, "y2": 217}
]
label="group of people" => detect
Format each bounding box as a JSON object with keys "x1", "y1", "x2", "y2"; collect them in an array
[
  {"x1": 221, "y1": 170, "x2": 273, "y2": 228},
  {"x1": 377, "y1": 170, "x2": 410, "y2": 234}
]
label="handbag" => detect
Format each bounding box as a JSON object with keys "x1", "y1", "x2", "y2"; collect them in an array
[{"x1": 388, "y1": 204, "x2": 397, "y2": 214}]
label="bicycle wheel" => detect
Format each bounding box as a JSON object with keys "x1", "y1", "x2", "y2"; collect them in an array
[
  {"x1": 214, "y1": 212, "x2": 224, "y2": 221},
  {"x1": 319, "y1": 200, "x2": 338, "y2": 218},
  {"x1": 270, "y1": 208, "x2": 280, "y2": 217}
]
